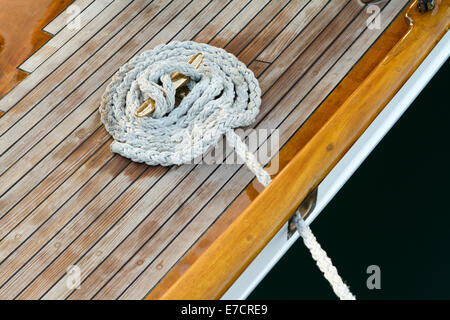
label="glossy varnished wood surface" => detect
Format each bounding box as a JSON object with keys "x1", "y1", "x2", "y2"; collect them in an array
[
  {"x1": 0, "y1": 0, "x2": 417, "y2": 299},
  {"x1": 0, "y1": 0, "x2": 73, "y2": 99},
  {"x1": 149, "y1": 0, "x2": 449, "y2": 299}
]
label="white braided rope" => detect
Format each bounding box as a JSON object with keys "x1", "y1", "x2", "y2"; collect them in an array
[
  {"x1": 225, "y1": 130, "x2": 271, "y2": 187},
  {"x1": 99, "y1": 40, "x2": 354, "y2": 300},
  {"x1": 100, "y1": 41, "x2": 260, "y2": 165},
  {"x1": 292, "y1": 212, "x2": 356, "y2": 300},
  {"x1": 227, "y1": 130, "x2": 355, "y2": 300}
]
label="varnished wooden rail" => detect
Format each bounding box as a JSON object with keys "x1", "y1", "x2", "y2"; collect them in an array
[{"x1": 148, "y1": 0, "x2": 449, "y2": 300}]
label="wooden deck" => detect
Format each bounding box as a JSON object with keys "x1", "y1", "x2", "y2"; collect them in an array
[
  {"x1": 0, "y1": 0, "x2": 73, "y2": 98},
  {"x1": 0, "y1": 0, "x2": 410, "y2": 299}
]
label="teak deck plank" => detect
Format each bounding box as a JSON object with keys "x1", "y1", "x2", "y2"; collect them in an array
[
  {"x1": 99, "y1": 1, "x2": 370, "y2": 300},
  {"x1": 146, "y1": 0, "x2": 418, "y2": 298},
  {"x1": 257, "y1": 0, "x2": 350, "y2": 93},
  {"x1": 0, "y1": 0, "x2": 212, "y2": 258},
  {"x1": 220, "y1": 0, "x2": 289, "y2": 55},
  {"x1": 111, "y1": 0, "x2": 369, "y2": 300},
  {"x1": 125, "y1": 0, "x2": 409, "y2": 300},
  {"x1": 0, "y1": 0, "x2": 366, "y2": 298},
  {"x1": 18, "y1": 0, "x2": 274, "y2": 300},
  {"x1": 0, "y1": 0, "x2": 413, "y2": 299},
  {"x1": 0, "y1": 0, "x2": 161, "y2": 166},
  {"x1": 43, "y1": 0, "x2": 95, "y2": 35},
  {"x1": 248, "y1": 60, "x2": 270, "y2": 78},
  {"x1": 0, "y1": 0, "x2": 185, "y2": 215},
  {"x1": 84, "y1": 1, "x2": 358, "y2": 298},
  {"x1": 21, "y1": 0, "x2": 114, "y2": 73},
  {"x1": 257, "y1": 0, "x2": 330, "y2": 63},
  {"x1": 1, "y1": 0, "x2": 210, "y2": 299},
  {"x1": 193, "y1": 0, "x2": 250, "y2": 44},
  {"x1": 0, "y1": 0, "x2": 135, "y2": 114},
  {"x1": 0, "y1": 0, "x2": 239, "y2": 300},
  {"x1": 0, "y1": 0, "x2": 73, "y2": 98}
]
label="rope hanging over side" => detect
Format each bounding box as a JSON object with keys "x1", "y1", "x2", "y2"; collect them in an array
[
  {"x1": 227, "y1": 130, "x2": 355, "y2": 300},
  {"x1": 99, "y1": 40, "x2": 354, "y2": 300},
  {"x1": 292, "y1": 212, "x2": 356, "y2": 300}
]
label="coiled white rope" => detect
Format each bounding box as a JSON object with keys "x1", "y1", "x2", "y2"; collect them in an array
[
  {"x1": 100, "y1": 41, "x2": 260, "y2": 165},
  {"x1": 99, "y1": 41, "x2": 354, "y2": 300}
]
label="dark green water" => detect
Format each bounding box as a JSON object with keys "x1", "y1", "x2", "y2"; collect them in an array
[{"x1": 249, "y1": 59, "x2": 450, "y2": 300}]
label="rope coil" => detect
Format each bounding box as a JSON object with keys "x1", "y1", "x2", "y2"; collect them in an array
[
  {"x1": 100, "y1": 41, "x2": 260, "y2": 166},
  {"x1": 99, "y1": 41, "x2": 354, "y2": 300}
]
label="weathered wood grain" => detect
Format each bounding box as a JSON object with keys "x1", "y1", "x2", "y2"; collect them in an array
[
  {"x1": 118, "y1": 0, "x2": 412, "y2": 300},
  {"x1": 43, "y1": 0, "x2": 95, "y2": 35},
  {"x1": 0, "y1": 0, "x2": 181, "y2": 212},
  {"x1": 248, "y1": 60, "x2": 270, "y2": 78},
  {"x1": 149, "y1": 0, "x2": 448, "y2": 299},
  {"x1": 0, "y1": 0, "x2": 73, "y2": 98},
  {"x1": 239, "y1": 0, "x2": 317, "y2": 64},
  {"x1": 21, "y1": 0, "x2": 114, "y2": 73}
]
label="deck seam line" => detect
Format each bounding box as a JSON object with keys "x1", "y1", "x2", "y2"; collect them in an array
[
  {"x1": 16, "y1": 0, "x2": 98, "y2": 73},
  {"x1": 0, "y1": 0, "x2": 137, "y2": 118},
  {"x1": 0, "y1": 0, "x2": 154, "y2": 156},
  {"x1": 0, "y1": 0, "x2": 174, "y2": 201},
  {"x1": 22, "y1": 0, "x2": 351, "y2": 298},
  {"x1": 5, "y1": 0, "x2": 212, "y2": 299},
  {"x1": 220, "y1": 0, "x2": 292, "y2": 53},
  {"x1": 0, "y1": 0, "x2": 228, "y2": 263},
  {"x1": 42, "y1": 0, "x2": 96, "y2": 35},
  {"x1": 0, "y1": 145, "x2": 118, "y2": 287},
  {"x1": 235, "y1": 0, "x2": 313, "y2": 62}
]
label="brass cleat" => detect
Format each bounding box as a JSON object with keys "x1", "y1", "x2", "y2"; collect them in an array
[{"x1": 135, "y1": 53, "x2": 204, "y2": 117}]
